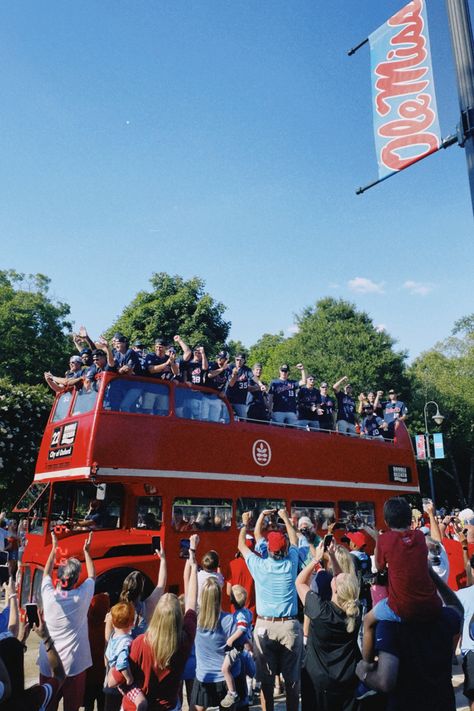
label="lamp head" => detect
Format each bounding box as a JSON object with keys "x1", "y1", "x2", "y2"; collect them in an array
[{"x1": 432, "y1": 412, "x2": 445, "y2": 426}]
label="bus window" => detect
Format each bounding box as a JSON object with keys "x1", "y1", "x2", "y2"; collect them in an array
[
  {"x1": 236, "y1": 498, "x2": 286, "y2": 529},
  {"x1": 51, "y1": 391, "x2": 73, "y2": 422},
  {"x1": 174, "y1": 388, "x2": 230, "y2": 424},
  {"x1": 103, "y1": 380, "x2": 170, "y2": 416},
  {"x1": 291, "y1": 501, "x2": 336, "y2": 532},
  {"x1": 136, "y1": 497, "x2": 162, "y2": 530},
  {"x1": 72, "y1": 385, "x2": 98, "y2": 415},
  {"x1": 13, "y1": 483, "x2": 50, "y2": 537},
  {"x1": 51, "y1": 482, "x2": 123, "y2": 530},
  {"x1": 172, "y1": 498, "x2": 232, "y2": 531},
  {"x1": 339, "y1": 500, "x2": 375, "y2": 528}
]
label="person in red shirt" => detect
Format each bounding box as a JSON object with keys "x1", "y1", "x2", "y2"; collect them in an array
[
  {"x1": 362, "y1": 496, "x2": 442, "y2": 664},
  {"x1": 112, "y1": 539, "x2": 198, "y2": 711},
  {"x1": 225, "y1": 535, "x2": 256, "y2": 623}
]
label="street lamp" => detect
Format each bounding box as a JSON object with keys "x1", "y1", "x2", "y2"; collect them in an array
[{"x1": 423, "y1": 401, "x2": 445, "y2": 504}]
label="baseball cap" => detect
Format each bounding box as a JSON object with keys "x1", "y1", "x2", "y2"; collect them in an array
[
  {"x1": 298, "y1": 516, "x2": 313, "y2": 530},
  {"x1": 388, "y1": 388, "x2": 397, "y2": 394},
  {"x1": 70, "y1": 355, "x2": 82, "y2": 364},
  {"x1": 280, "y1": 364, "x2": 289, "y2": 372},
  {"x1": 217, "y1": 350, "x2": 229, "y2": 359},
  {"x1": 92, "y1": 348, "x2": 106, "y2": 358},
  {"x1": 80, "y1": 348, "x2": 92, "y2": 356},
  {"x1": 345, "y1": 532, "x2": 366, "y2": 548},
  {"x1": 113, "y1": 332, "x2": 127, "y2": 343},
  {"x1": 267, "y1": 531, "x2": 287, "y2": 553},
  {"x1": 320, "y1": 382, "x2": 328, "y2": 388},
  {"x1": 134, "y1": 340, "x2": 145, "y2": 348},
  {"x1": 154, "y1": 338, "x2": 165, "y2": 346}
]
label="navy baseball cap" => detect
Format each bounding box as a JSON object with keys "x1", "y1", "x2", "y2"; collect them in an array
[
  {"x1": 113, "y1": 332, "x2": 127, "y2": 342},
  {"x1": 280, "y1": 364, "x2": 289, "y2": 372},
  {"x1": 80, "y1": 348, "x2": 92, "y2": 356}
]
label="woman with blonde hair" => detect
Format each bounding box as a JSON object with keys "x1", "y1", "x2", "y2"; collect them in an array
[
  {"x1": 115, "y1": 538, "x2": 198, "y2": 711},
  {"x1": 296, "y1": 540, "x2": 362, "y2": 711},
  {"x1": 191, "y1": 577, "x2": 235, "y2": 711}
]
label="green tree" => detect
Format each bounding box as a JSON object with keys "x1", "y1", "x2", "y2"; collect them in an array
[
  {"x1": 0, "y1": 270, "x2": 72, "y2": 385},
  {"x1": 408, "y1": 315, "x2": 474, "y2": 506},
  {"x1": 249, "y1": 298, "x2": 408, "y2": 392},
  {"x1": 106, "y1": 273, "x2": 230, "y2": 353},
  {"x1": 0, "y1": 377, "x2": 53, "y2": 507}
]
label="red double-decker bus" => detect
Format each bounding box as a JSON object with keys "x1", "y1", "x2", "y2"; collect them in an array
[{"x1": 15, "y1": 371, "x2": 419, "y2": 607}]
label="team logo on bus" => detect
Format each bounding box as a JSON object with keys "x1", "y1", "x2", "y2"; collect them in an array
[{"x1": 252, "y1": 440, "x2": 271, "y2": 466}]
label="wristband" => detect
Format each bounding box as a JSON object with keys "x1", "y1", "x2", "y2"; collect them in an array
[{"x1": 190, "y1": 549, "x2": 196, "y2": 553}]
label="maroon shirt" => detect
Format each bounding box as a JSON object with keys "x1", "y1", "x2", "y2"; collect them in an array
[
  {"x1": 120, "y1": 609, "x2": 197, "y2": 711},
  {"x1": 376, "y1": 528, "x2": 442, "y2": 620}
]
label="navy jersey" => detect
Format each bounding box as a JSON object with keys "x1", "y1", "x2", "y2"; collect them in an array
[
  {"x1": 297, "y1": 387, "x2": 321, "y2": 421},
  {"x1": 383, "y1": 400, "x2": 407, "y2": 424},
  {"x1": 181, "y1": 359, "x2": 207, "y2": 386},
  {"x1": 145, "y1": 353, "x2": 175, "y2": 381},
  {"x1": 112, "y1": 348, "x2": 140, "y2": 373},
  {"x1": 336, "y1": 391, "x2": 356, "y2": 424},
  {"x1": 207, "y1": 362, "x2": 231, "y2": 392},
  {"x1": 226, "y1": 366, "x2": 255, "y2": 404},
  {"x1": 268, "y1": 378, "x2": 298, "y2": 413},
  {"x1": 362, "y1": 415, "x2": 384, "y2": 437},
  {"x1": 318, "y1": 394, "x2": 335, "y2": 428}
]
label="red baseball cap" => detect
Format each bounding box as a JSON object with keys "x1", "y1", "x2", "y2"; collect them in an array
[
  {"x1": 346, "y1": 532, "x2": 366, "y2": 548},
  {"x1": 267, "y1": 531, "x2": 287, "y2": 553}
]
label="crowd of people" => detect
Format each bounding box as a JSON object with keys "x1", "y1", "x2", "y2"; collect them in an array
[
  {"x1": 1, "y1": 496, "x2": 474, "y2": 710},
  {"x1": 43, "y1": 327, "x2": 407, "y2": 436}
]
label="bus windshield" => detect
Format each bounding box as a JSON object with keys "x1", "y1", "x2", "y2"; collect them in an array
[{"x1": 50, "y1": 482, "x2": 124, "y2": 530}]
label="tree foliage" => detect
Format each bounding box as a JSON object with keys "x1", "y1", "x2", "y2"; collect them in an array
[
  {"x1": 106, "y1": 273, "x2": 230, "y2": 353},
  {"x1": 0, "y1": 270, "x2": 72, "y2": 385},
  {"x1": 408, "y1": 316, "x2": 474, "y2": 506},
  {"x1": 0, "y1": 377, "x2": 53, "y2": 507},
  {"x1": 249, "y1": 298, "x2": 408, "y2": 391}
]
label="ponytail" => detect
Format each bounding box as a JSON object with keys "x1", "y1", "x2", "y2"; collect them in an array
[{"x1": 334, "y1": 573, "x2": 360, "y2": 633}]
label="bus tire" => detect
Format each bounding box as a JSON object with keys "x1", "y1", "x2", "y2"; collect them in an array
[{"x1": 95, "y1": 567, "x2": 154, "y2": 605}]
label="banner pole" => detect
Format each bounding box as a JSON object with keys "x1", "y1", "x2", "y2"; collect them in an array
[
  {"x1": 445, "y1": 0, "x2": 474, "y2": 218},
  {"x1": 355, "y1": 134, "x2": 458, "y2": 194},
  {"x1": 347, "y1": 38, "x2": 369, "y2": 56}
]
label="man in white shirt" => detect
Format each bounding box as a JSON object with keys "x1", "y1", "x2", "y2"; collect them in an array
[{"x1": 39, "y1": 530, "x2": 95, "y2": 711}]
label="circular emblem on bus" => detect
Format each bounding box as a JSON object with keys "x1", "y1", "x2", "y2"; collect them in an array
[{"x1": 252, "y1": 439, "x2": 272, "y2": 467}]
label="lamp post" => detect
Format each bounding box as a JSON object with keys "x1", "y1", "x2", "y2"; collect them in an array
[{"x1": 423, "y1": 401, "x2": 445, "y2": 505}]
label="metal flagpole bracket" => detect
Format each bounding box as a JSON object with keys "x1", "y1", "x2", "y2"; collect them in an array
[{"x1": 457, "y1": 107, "x2": 474, "y2": 147}]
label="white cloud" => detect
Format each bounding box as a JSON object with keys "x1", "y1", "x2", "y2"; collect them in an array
[
  {"x1": 375, "y1": 324, "x2": 386, "y2": 332},
  {"x1": 403, "y1": 280, "x2": 433, "y2": 296},
  {"x1": 348, "y1": 277, "x2": 385, "y2": 294}
]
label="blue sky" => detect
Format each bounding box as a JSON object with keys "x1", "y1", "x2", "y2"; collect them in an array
[{"x1": 2, "y1": 1, "x2": 473, "y2": 361}]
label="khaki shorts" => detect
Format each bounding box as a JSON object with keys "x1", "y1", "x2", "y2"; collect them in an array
[{"x1": 253, "y1": 618, "x2": 303, "y2": 684}]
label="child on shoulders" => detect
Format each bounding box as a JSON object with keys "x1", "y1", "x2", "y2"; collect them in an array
[
  {"x1": 105, "y1": 602, "x2": 147, "y2": 711},
  {"x1": 221, "y1": 585, "x2": 253, "y2": 708}
]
